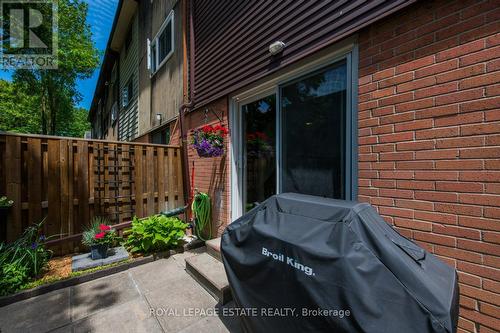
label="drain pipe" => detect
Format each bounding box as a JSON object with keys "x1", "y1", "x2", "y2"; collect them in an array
[
  {"x1": 179, "y1": 102, "x2": 192, "y2": 206},
  {"x1": 179, "y1": 0, "x2": 196, "y2": 206}
]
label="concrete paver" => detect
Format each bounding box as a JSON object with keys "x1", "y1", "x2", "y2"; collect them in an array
[{"x1": 0, "y1": 250, "x2": 242, "y2": 333}]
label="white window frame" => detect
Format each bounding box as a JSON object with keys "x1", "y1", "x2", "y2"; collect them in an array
[
  {"x1": 149, "y1": 10, "x2": 175, "y2": 76},
  {"x1": 229, "y1": 37, "x2": 359, "y2": 222}
]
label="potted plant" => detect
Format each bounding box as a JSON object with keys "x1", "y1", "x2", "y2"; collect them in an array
[
  {"x1": 82, "y1": 217, "x2": 118, "y2": 260},
  {"x1": 191, "y1": 124, "x2": 228, "y2": 158}
]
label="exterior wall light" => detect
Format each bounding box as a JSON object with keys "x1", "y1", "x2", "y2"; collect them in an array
[
  {"x1": 156, "y1": 113, "x2": 162, "y2": 124},
  {"x1": 269, "y1": 41, "x2": 286, "y2": 55}
]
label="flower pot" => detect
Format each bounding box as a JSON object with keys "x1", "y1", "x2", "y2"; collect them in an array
[
  {"x1": 90, "y1": 244, "x2": 109, "y2": 260},
  {"x1": 195, "y1": 146, "x2": 224, "y2": 158}
]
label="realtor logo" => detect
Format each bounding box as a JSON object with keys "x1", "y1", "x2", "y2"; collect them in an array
[{"x1": 1, "y1": 0, "x2": 58, "y2": 69}]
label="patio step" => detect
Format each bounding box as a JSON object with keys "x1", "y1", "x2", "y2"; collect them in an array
[
  {"x1": 185, "y1": 252, "x2": 232, "y2": 305},
  {"x1": 206, "y1": 237, "x2": 222, "y2": 261}
]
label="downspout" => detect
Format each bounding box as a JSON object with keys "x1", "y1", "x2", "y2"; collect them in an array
[{"x1": 179, "y1": 0, "x2": 195, "y2": 205}]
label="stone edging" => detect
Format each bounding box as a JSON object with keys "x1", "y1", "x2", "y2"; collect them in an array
[{"x1": 0, "y1": 240, "x2": 204, "y2": 308}]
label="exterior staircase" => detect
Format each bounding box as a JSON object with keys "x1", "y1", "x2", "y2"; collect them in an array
[{"x1": 185, "y1": 237, "x2": 232, "y2": 304}]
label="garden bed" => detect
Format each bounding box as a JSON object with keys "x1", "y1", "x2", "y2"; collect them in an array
[{"x1": 0, "y1": 238, "x2": 204, "y2": 307}]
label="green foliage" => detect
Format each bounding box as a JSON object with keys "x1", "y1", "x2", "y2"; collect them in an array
[
  {"x1": 0, "y1": 220, "x2": 52, "y2": 296},
  {"x1": 0, "y1": 80, "x2": 41, "y2": 134},
  {"x1": 0, "y1": 196, "x2": 14, "y2": 208},
  {"x1": 2, "y1": 0, "x2": 99, "y2": 137},
  {"x1": 81, "y1": 216, "x2": 120, "y2": 247},
  {"x1": 1, "y1": 263, "x2": 29, "y2": 294},
  {"x1": 123, "y1": 215, "x2": 188, "y2": 254}
]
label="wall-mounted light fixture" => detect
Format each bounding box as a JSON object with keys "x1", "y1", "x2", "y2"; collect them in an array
[
  {"x1": 156, "y1": 113, "x2": 162, "y2": 124},
  {"x1": 269, "y1": 41, "x2": 286, "y2": 55}
]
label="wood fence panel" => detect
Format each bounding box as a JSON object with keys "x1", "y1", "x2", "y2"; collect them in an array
[
  {"x1": 47, "y1": 140, "x2": 61, "y2": 241},
  {"x1": 0, "y1": 133, "x2": 183, "y2": 253},
  {"x1": 146, "y1": 146, "x2": 154, "y2": 216},
  {"x1": 67, "y1": 140, "x2": 74, "y2": 237},
  {"x1": 134, "y1": 146, "x2": 143, "y2": 217},
  {"x1": 59, "y1": 140, "x2": 70, "y2": 253},
  {"x1": 167, "y1": 148, "x2": 175, "y2": 210},
  {"x1": 4, "y1": 136, "x2": 21, "y2": 242},
  {"x1": 27, "y1": 138, "x2": 42, "y2": 228},
  {"x1": 157, "y1": 147, "x2": 165, "y2": 212},
  {"x1": 78, "y1": 141, "x2": 89, "y2": 233}
]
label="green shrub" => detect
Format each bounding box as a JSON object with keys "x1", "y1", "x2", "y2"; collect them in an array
[
  {"x1": 123, "y1": 215, "x2": 188, "y2": 254},
  {"x1": 0, "y1": 220, "x2": 52, "y2": 296}
]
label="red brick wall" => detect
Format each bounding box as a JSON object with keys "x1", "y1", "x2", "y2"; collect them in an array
[
  {"x1": 172, "y1": 98, "x2": 232, "y2": 236},
  {"x1": 357, "y1": 0, "x2": 499, "y2": 332}
]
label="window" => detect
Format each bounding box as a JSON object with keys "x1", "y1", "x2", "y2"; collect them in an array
[
  {"x1": 148, "y1": 11, "x2": 174, "y2": 75},
  {"x1": 122, "y1": 78, "x2": 133, "y2": 108},
  {"x1": 151, "y1": 127, "x2": 171, "y2": 145},
  {"x1": 111, "y1": 102, "x2": 118, "y2": 125}
]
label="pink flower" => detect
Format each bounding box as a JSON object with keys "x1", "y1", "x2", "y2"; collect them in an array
[
  {"x1": 94, "y1": 232, "x2": 106, "y2": 239},
  {"x1": 99, "y1": 224, "x2": 111, "y2": 231}
]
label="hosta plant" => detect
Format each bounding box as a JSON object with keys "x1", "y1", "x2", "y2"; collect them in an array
[{"x1": 123, "y1": 215, "x2": 188, "y2": 254}]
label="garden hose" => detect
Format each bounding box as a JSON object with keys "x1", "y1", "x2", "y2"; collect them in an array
[{"x1": 191, "y1": 192, "x2": 211, "y2": 241}]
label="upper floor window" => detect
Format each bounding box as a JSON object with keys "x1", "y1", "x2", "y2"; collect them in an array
[
  {"x1": 148, "y1": 10, "x2": 174, "y2": 75},
  {"x1": 122, "y1": 78, "x2": 133, "y2": 108}
]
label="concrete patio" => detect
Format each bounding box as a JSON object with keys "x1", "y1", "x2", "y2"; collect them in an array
[{"x1": 0, "y1": 248, "x2": 242, "y2": 333}]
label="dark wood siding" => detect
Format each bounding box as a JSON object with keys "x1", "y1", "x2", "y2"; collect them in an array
[{"x1": 193, "y1": 0, "x2": 415, "y2": 107}]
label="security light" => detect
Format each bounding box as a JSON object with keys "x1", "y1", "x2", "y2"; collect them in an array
[{"x1": 269, "y1": 41, "x2": 285, "y2": 55}]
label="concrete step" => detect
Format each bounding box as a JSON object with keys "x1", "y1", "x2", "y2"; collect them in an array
[
  {"x1": 185, "y1": 252, "x2": 232, "y2": 305},
  {"x1": 206, "y1": 237, "x2": 222, "y2": 261}
]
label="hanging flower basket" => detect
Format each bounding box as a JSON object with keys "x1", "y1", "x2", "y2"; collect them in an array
[{"x1": 191, "y1": 124, "x2": 228, "y2": 158}]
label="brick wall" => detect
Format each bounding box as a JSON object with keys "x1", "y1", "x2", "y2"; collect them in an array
[
  {"x1": 172, "y1": 98, "x2": 232, "y2": 236},
  {"x1": 357, "y1": 0, "x2": 499, "y2": 332}
]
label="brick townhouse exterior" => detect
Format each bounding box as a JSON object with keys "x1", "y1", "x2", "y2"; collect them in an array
[{"x1": 93, "y1": 0, "x2": 499, "y2": 331}]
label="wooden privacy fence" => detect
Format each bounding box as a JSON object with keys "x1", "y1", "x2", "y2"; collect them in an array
[{"x1": 0, "y1": 132, "x2": 184, "y2": 253}]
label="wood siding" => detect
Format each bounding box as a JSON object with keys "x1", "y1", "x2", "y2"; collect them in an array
[
  {"x1": 137, "y1": 0, "x2": 184, "y2": 138},
  {"x1": 119, "y1": 12, "x2": 140, "y2": 141},
  {"x1": 0, "y1": 133, "x2": 184, "y2": 254},
  {"x1": 192, "y1": 0, "x2": 414, "y2": 107}
]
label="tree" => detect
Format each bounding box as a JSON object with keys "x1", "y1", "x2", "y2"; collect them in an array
[
  {"x1": 0, "y1": 79, "x2": 40, "y2": 133},
  {"x1": 12, "y1": 0, "x2": 99, "y2": 136}
]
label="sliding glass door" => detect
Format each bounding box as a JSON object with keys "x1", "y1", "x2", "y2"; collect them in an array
[
  {"x1": 241, "y1": 94, "x2": 276, "y2": 212},
  {"x1": 233, "y1": 57, "x2": 353, "y2": 219},
  {"x1": 280, "y1": 61, "x2": 347, "y2": 199}
]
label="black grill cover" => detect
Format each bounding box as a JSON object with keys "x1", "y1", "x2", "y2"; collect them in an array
[{"x1": 221, "y1": 193, "x2": 459, "y2": 333}]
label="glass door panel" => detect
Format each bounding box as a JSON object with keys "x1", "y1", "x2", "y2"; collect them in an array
[
  {"x1": 242, "y1": 94, "x2": 276, "y2": 212},
  {"x1": 281, "y1": 61, "x2": 347, "y2": 199}
]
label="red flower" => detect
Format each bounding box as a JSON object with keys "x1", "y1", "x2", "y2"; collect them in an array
[
  {"x1": 255, "y1": 132, "x2": 268, "y2": 140},
  {"x1": 94, "y1": 232, "x2": 106, "y2": 239},
  {"x1": 99, "y1": 224, "x2": 111, "y2": 231},
  {"x1": 201, "y1": 125, "x2": 214, "y2": 133}
]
